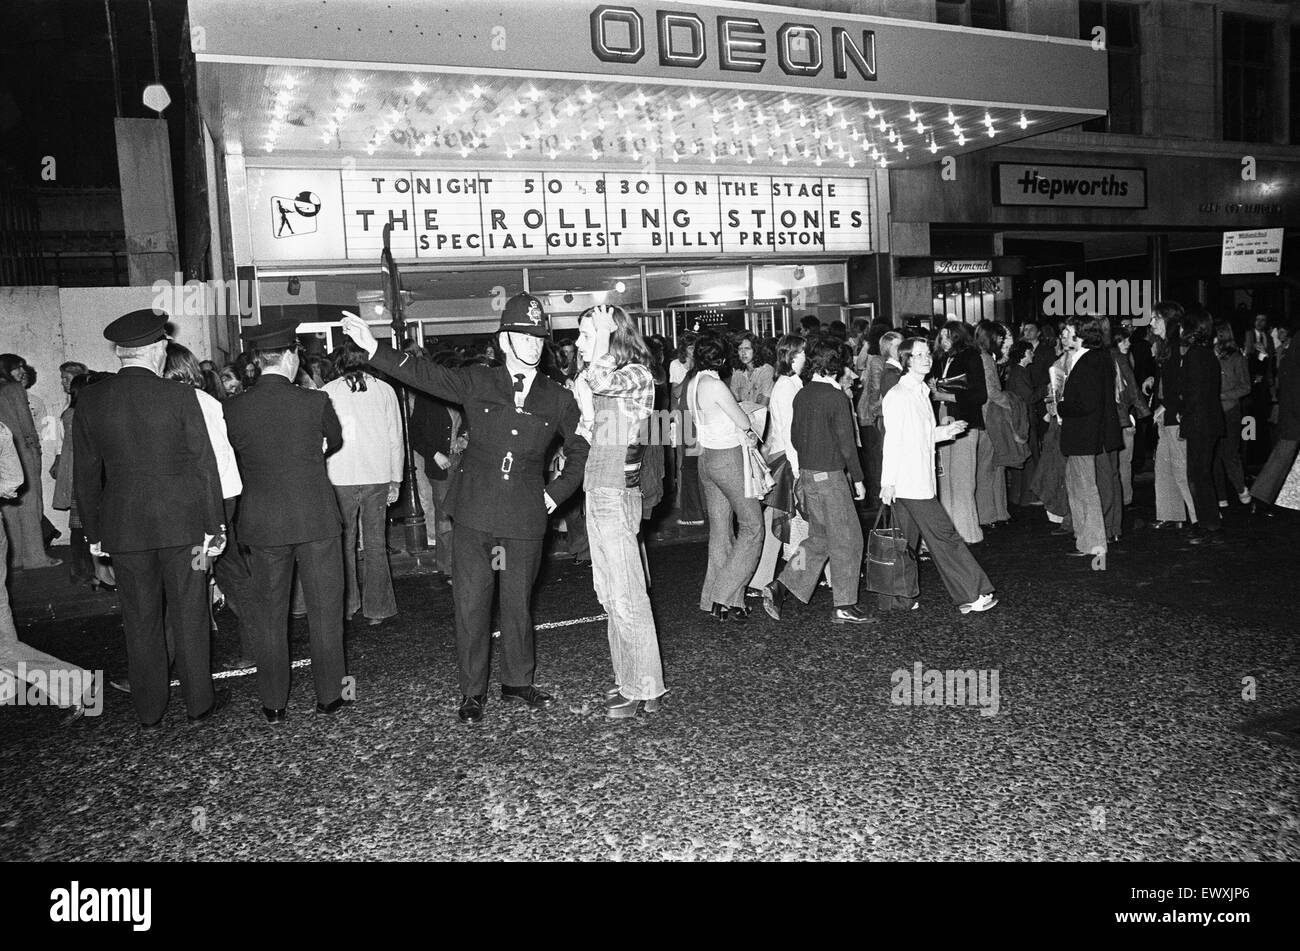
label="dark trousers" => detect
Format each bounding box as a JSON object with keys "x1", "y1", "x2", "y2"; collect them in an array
[
  {"x1": 211, "y1": 498, "x2": 256, "y2": 660},
  {"x1": 113, "y1": 544, "x2": 213, "y2": 724},
  {"x1": 860, "y1": 423, "x2": 883, "y2": 502},
  {"x1": 1185, "y1": 433, "x2": 1222, "y2": 531},
  {"x1": 452, "y1": 523, "x2": 544, "y2": 697},
  {"x1": 779, "y1": 470, "x2": 863, "y2": 608},
  {"x1": 1097, "y1": 449, "x2": 1122, "y2": 539},
  {"x1": 248, "y1": 536, "x2": 346, "y2": 709},
  {"x1": 563, "y1": 491, "x2": 590, "y2": 559},
  {"x1": 67, "y1": 526, "x2": 95, "y2": 582},
  {"x1": 1213, "y1": 405, "x2": 1247, "y2": 498},
  {"x1": 336, "y1": 484, "x2": 398, "y2": 621},
  {"x1": 889, "y1": 497, "x2": 992, "y2": 606}
]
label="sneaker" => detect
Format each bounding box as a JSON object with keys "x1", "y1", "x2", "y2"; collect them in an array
[
  {"x1": 959, "y1": 593, "x2": 998, "y2": 614},
  {"x1": 1218, "y1": 500, "x2": 1229, "y2": 509}
]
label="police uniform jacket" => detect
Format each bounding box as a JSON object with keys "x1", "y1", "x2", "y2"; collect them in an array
[
  {"x1": 223, "y1": 374, "x2": 344, "y2": 546},
  {"x1": 72, "y1": 367, "x2": 225, "y2": 553},
  {"x1": 368, "y1": 345, "x2": 588, "y2": 539}
]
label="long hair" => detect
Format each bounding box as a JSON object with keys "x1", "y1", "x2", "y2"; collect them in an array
[
  {"x1": 590, "y1": 306, "x2": 651, "y2": 370},
  {"x1": 163, "y1": 343, "x2": 203, "y2": 388},
  {"x1": 1214, "y1": 320, "x2": 1239, "y2": 356},
  {"x1": 731, "y1": 330, "x2": 767, "y2": 370},
  {"x1": 774, "y1": 334, "x2": 805, "y2": 377},
  {"x1": 685, "y1": 331, "x2": 732, "y2": 385},
  {"x1": 940, "y1": 320, "x2": 971, "y2": 354},
  {"x1": 333, "y1": 340, "x2": 371, "y2": 392},
  {"x1": 1181, "y1": 309, "x2": 1214, "y2": 349}
]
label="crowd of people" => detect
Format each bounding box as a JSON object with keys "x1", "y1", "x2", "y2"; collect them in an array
[{"x1": 2, "y1": 295, "x2": 1297, "y2": 726}]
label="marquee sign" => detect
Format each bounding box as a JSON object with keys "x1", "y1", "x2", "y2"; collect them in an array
[{"x1": 247, "y1": 166, "x2": 873, "y2": 263}]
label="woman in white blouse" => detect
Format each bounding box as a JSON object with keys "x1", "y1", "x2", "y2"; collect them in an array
[{"x1": 748, "y1": 334, "x2": 809, "y2": 594}]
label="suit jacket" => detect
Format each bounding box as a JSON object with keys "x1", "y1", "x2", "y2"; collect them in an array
[
  {"x1": 1028, "y1": 339, "x2": 1056, "y2": 404},
  {"x1": 408, "y1": 390, "x2": 456, "y2": 482},
  {"x1": 72, "y1": 366, "x2": 225, "y2": 552},
  {"x1": 223, "y1": 374, "x2": 343, "y2": 546},
  {"x1": 1177, "y1": 344, "x2": 1225, "y2": 439},
  {"x1": 368, "y1": 344, "x2": 588, "y2": 539},
  {"x1": 1058, "y1": 347, "x2": 1123, "y2": 456},
  {"x1": 934, "y1": 347, "x2": 987, "y2": 429}
]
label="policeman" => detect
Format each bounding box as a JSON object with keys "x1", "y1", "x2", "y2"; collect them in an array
[
  {"x1": 341, "y1": 295, "x2": 588, "y2": 723},
  {"x1": 73, "y1": 309, "x2": 229, "y2": 727},
  {"x1": 223, "y1": 319, "x2": 349, "y2": 722}
]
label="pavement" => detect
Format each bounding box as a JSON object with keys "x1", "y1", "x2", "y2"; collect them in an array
[{"x1": 3, "y1": 478, "x2": 1299, "y2": 861}]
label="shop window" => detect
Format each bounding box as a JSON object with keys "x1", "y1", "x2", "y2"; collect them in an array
[
  {"x1": 936, "y1": 0, "x2": 1006, "y2": 31},
  {"x1": 1078, "y1": 2, "x2": 1141, "y2": 134},
  {"x1": 1223, "y1": 15, "x2": 1275, "y2": 142},
  {"x1": 933, "y1": 277, "x2": 1006, "y2": 327}
]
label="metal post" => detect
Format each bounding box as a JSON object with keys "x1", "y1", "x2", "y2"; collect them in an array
[{"x1": 381, "y1": 223, "x2": 427, "y2": 552}]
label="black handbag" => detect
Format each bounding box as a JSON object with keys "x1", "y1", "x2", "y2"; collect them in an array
[{"x1": 864, "y1": 504, "x2": 919, "y2": 598}]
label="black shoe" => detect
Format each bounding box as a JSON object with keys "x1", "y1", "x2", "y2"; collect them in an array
[
  {"x1": 188, "y1": 686, "x2": 231, "y2": 723},
  {"x1": 831, "y1": 605, "x2": 876, "y2": 625},
  {"x1": 109, "y1": 677, "x2": 132, "y2": 695},
  {"x1": 728, "y1": 605, "x2": 750, "y2": 623},
  {"x1": 263, "y1": 707, "x2": 286, "y2": 723},
  {"x1": 1188, "y1": 528, "x2": 1225, "y2": 546},
  {"x1": 500, "y1": 684, "x2": 555, "y2": 710},
  {"x1": 316, "y1": 697, "x2": 352, "y2": 715},
  {"x1": 458, "y1": 694, "x2": 487, "y2": 724},
  {"x1": 745, "y1": 586, "x2": 765, "y2": 600},
  {"x1": 571, "y1": 558, "x2": 591, "y2": 568},
  {"x1": 761, "y1": 582, "x2": 785, "y2": 621},
  {"x1": 709, "y1": 602, "x2": 729, "y2": 621},
  {"x1": 139, "y1": 717, "x2": 164, "y2": 731}
]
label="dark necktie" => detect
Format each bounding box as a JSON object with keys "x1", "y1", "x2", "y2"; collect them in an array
[{"x1": 513, "y1": 374, "x2": 525, "y2": 393}]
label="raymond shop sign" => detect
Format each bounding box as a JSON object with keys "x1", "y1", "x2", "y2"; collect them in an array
[
  {"x1": 1221, "y1": 228, "x2": 1283, "y2": 275},
  {"x1": 247, "y1": 167, "x2": 873, "y2": 262},
  {"x1": 995, "y1": 163, "x2": 1147, "y2": 209}
]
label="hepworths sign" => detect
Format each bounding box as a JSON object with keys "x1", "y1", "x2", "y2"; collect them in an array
[{"x1": 995, "y1": 163, "x2": 1147, "y2": 209}]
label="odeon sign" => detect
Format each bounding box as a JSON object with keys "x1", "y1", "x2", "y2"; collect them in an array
[{"x1": 590, "y1": 4, "x2": 877, "y2": 81}]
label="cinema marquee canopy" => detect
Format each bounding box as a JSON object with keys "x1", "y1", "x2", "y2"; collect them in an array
[{"x1": 189, "y1": 0, "x2": 1106, "y2": 267}]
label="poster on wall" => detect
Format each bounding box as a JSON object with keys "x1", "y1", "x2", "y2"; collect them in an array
[
  {"x1": 1221, "y1": 228, "x2": 1283, "y2": 275},
  {"x1": 245, "y1": 167, "x2": 873, "y2": 263}
]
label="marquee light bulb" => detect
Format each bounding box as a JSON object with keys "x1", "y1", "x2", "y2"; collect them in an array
[
  {"x1": 877, "y1": 117, "x2": 887, "y2": 132},
  {"x1": 946, "y1": 108, "x2": 957, "y2": 124},
  {"x1": 1018, "y1": 113, "x2": 1029, "y2": 129}
]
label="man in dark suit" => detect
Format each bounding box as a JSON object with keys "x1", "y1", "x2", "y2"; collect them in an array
[
  {"x1": 223, "y1": 320, "x2": 348, "y2": 722},
  {"x1": 1177, "y1": 308, "x2": 1225, "y2": 544},
  {"x1": 341, "y1": 295, "x2": 589, "y2": 724},
  {"x1": 1058, "y1": 316, "x2": 1123, "y2": 563},
  {"x1": 73, "y1": 309, "x2": 229, "y2": 727}
]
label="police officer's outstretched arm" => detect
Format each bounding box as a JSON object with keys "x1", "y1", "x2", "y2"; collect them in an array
[
  {"x1": 321, "y1": 395, "x2": 343, "y2": 456},
  {"x1": 341, "y1": 311, "x2": 468, "y2": 405},
  {"x1": 546, "y1": 388, "x2": 590, "y2": 512}
]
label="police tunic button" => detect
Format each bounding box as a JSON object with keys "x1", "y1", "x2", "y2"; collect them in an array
[{"x1": 511, "y1": 429, "x2": 518, "y2": 436}]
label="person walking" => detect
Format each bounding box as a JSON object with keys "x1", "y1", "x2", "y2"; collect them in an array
[
  {"x1": 1150, "y1": 302, "x2": 1197, "y2": 530},
  {"x1": 879, "y1": 337, "x2": 998, "y2": 614},
  {"x1": 73, "y1": 310, "x2": 229, "y2": 727},
  {"x1": 322, "y1": 341, "x2": 403, "y2": 626},
  {"x1": 341, "y1": 296, "x2": 588, "y2": 725},
  {"x1": 762, "y1": 339, "x2": 874, "y2": 624},
  {"x1": 685, "y1": 333, "x2": 764, "y2": 622},
  {"x1": 571, "y1": 305, "x2": 665, "y2": 718},
  {"x1": 224, "y1": 320, "x2": 349, "y2": 722}
]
